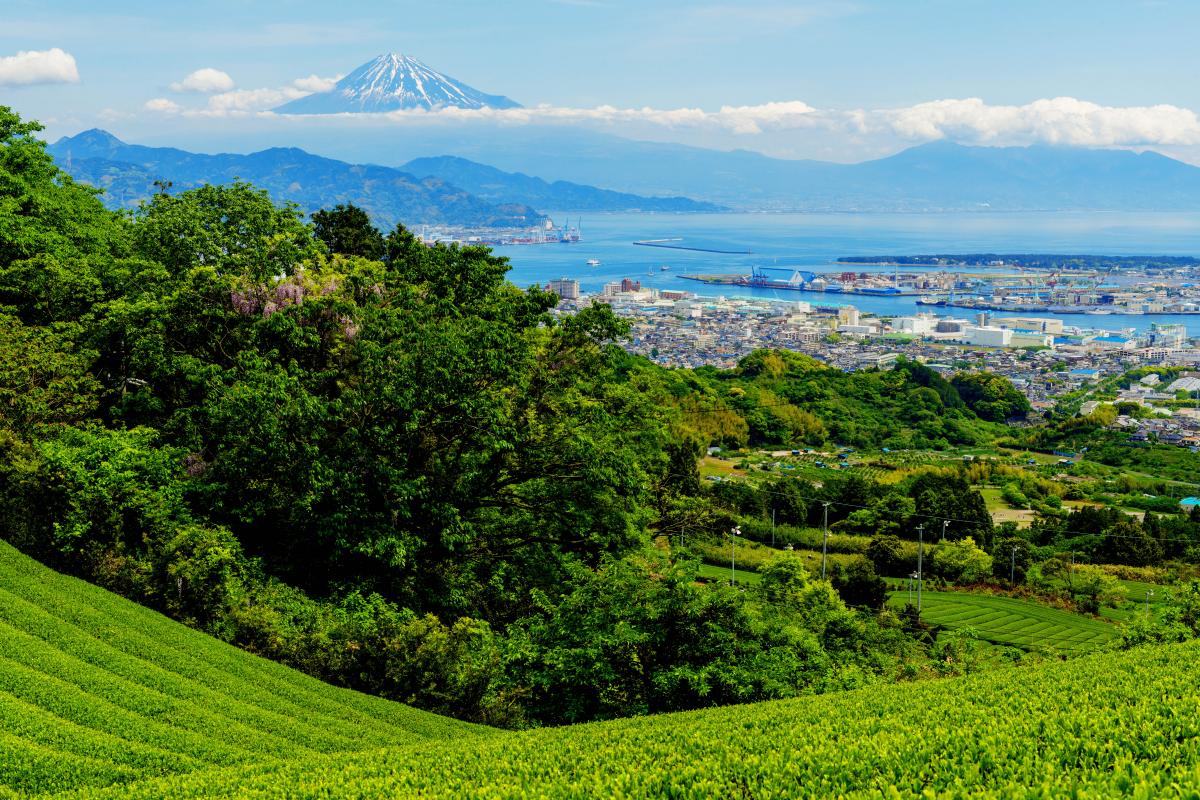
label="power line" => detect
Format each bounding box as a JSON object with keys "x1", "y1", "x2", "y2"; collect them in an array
[{"x1": 717, "y1": 479, "x2": 1200, "y2": 546}]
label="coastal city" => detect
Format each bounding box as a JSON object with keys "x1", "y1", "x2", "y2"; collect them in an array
[
  {"x1": 548, "y1": 274, "x2": 1200, "y2": 432},
  {"x1": 683, "y1": 256, "x2": 1200, "y2": 316}
]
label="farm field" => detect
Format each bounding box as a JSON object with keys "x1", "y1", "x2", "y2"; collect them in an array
[
  {"x1": 979, "y1": 486, "x2": 1038, "y2": 527},
  {"x1": 0, "y1": 541, "x2": 488, "y2": 798},
  {"x1": 888, "y1": 589, "x2": 1116, "y2": 653},
  {"x1": 696, "y1": 562, "x2": 762, "y2": 585},
  {"x1": 59, "y1": 641, "x2": 1200, "y2": 799}
]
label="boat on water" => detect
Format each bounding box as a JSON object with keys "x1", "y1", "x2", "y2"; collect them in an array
[
  {"x1": 660, "y1": 265, "x2": 671, "y2": 271},
  {"x1": 586, "y1": 259, "x2": 601, "y2": 267}
]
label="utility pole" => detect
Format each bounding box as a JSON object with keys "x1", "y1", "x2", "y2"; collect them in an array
[
  {"x1": 771, "y1": 507, "x2": 776, "y2": 548},
  {"x1": 941, "y1": 520, "x2": 949, "y2": 542},
  {"x1": 821, "y1": 502, "x2": 831, "y2": 580},
  {"x1": 1068, "y1": 551, "x2": 1074, "y2": 587},
  {"x1": 730, "y1": 525, "x2": 741, "y2": 586},
  {"x1": 916, "y1": 524, "x2": 925, "y2": 613},
  {"x1": 1146, "y1": 590, "x2": 1154, "y2": 614},
  {"x1": 1011, "y1": 545, "x2": 1017, "y2": 584}
]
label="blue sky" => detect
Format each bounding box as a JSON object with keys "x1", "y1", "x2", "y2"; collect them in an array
[{"x1": 5, "y1": 0, "x2": 1200, "y2": 163}]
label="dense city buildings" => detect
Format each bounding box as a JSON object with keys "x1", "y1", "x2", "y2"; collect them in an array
[{"x1": 553, "y1": 284, "x2": 1200, "y2": 420}]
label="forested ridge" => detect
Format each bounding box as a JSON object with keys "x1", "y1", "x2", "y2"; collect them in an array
[{"x1": 4, "y1": 106, "x2": 1200, "y2": 729}]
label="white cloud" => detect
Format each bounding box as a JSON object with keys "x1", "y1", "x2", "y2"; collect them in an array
[
  {"x1": 0, "y1": 48, "x2": 79, "y2": 87},
  {"x1": 144, "y1": 97, "x2": 182, "y2": 113},
  {"x1": 181, "y1": 74, "x2": 342, "y2": 116},
  {"x1": 881, "y1": 97, "x2": 1200, "y2": 147},
  {"x1": 291, "y1": 74, "x2": 341, "y2": 93},
  {"x1": 170, "y1": 68, "x2": 235, "y2": 94},
  {"x1": 251, "y1": 101, "x2": 819, "y2": 133},
  {"x1": 203, "y1": 86, "x2": 309, "y2": 114},
  {"x1": 152, "y1": 91, "x2": 1200, "y2": 159}
]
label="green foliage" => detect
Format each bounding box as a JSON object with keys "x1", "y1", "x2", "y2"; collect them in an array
[
  {"x1": 0, "y1": 107, "x2": 129, "y2": 279},
  {"x1": 928, "y1": 626, "x2": 985, "y2": 675},
  {"x1": 666, "y1": 348, "x2": 1006, "y2": 451},
  {"x1": 311, "y1": 203, "x2": 385, "y2": 259},
  {"x1": 60, "y1": 641, "x2": 1200, "y2": 799},
  {"x1": 828, "y1": 558, "x2": 887, "y2": 610},
  {"x1": 1098, "y1": 517, "x2": 1164, "y2": 567},
  {"x1": 888, "y1": 590, "x2": 1115, "y2": 653},
  {"x1": 1064, "y1": 564, "x2": 1124, "y2": 614},
  {"x1": 0, "y1": 316, "x2": 99, "y2": 435},
  {"x1": 951, "y1": 371, "x2": 1032, "y2": 422},
  {"x1": 992, "y1": 537, "x2": 1034, "y2": 584},
  {"x1": 930, "y1": 536, "x2": 993, "y2": 583},
  {"x1": 867, "y1": 534, "x2": 909, "y2": 577},
  {"x1": 507, "y1": 555, "x2": 834, "y2": 723},
  {"x1": 0, "y1": 539, "x2": 488, "y2": 797}
]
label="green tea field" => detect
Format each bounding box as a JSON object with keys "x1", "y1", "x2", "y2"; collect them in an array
[
  {"x1": 0, "y1": 541, "x2": 488, "y2": 797},
  {"x1": 62, "y1": 639, "x2": 1200, "y2": 799},
  {"x1": 3, "y1": 540, "x2": 1199, "y2": 799},
  {"x1": 888, "y1": 589, "x2": 1117, "y2": 652}
]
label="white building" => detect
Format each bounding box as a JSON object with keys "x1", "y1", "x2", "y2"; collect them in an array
[
  {"x1": 963, "y1": 326, "x2": 1013, "y2": 347},
  {"x1": 892, "y1": 315, "x2": 937, "y2": 335},
  {"x1": 992, "y1": 316, "x2": 1064, "y2": 334},
  {"x1": 1009, "y1": 331, "x2": 1054, "y2": 348},
  {"x1": 1150, "y1": 323, "x2": 1188, "y2": 349}
]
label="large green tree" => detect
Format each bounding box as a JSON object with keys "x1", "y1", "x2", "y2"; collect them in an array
[{"x1": 311, "y1": 203, "x2": 385, "y2": 260}]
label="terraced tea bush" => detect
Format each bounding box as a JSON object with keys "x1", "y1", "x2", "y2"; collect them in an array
[
  {"x1": 0, "y1": 541, "x2": 488, "y2": 797},
  {"x1": 62, "y1": 640, "x2": 1200, "y2": 800},
  {"x1": 887, "y1": 589, "x2": 1116, "y2": 653}
]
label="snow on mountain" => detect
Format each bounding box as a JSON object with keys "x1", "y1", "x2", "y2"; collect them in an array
[{"x1": 275, "y1": 54, "x2": 521, "y2": 114}]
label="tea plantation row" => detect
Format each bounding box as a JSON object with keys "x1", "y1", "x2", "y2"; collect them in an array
[
  {"x1": 57, "y1": 640, "x2": 1200, "y2": 799},
  {"x1": 0, "y1": 541, "x2": 486, "y2": 797}
]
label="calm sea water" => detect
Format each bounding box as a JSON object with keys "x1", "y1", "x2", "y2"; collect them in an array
[{"x1": 496, "y1": 211, "x2": 1200, "y2": 335}]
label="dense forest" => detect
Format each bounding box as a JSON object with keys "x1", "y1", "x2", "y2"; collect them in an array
[{"x1": 3, "y1": 106, "x2": 1199, "y2": 728}]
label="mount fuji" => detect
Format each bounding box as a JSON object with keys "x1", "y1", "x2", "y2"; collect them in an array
[{"x1": 275, "y1": 54, "x2": 521, "y2": 114}]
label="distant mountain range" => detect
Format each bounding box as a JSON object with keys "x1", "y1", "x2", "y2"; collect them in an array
[
  {"x1": 114, "y1": 53, "x2": 1200, "y2": 212},
  {"x1": 276, "y1": 54, "x2": 521, "y2": 114},
  {"x1": 400, "y1": 155, "x2": 723, "y2": 213},
  {"x1": 48, "y1": 124, "x2": 1200, "y2": 219},
  {"x1": 47, "y1": 130, "x2": 721, "y2": 228},
  {"x1": 429, "y1": 134, "x2": 1200, "y2": 212},
  {"x1": 189, "y1": 117, "x2": 1200, "y2": 212},
  {"x1": 48, "y1": 130, "x2": 542, "y2": 228}
]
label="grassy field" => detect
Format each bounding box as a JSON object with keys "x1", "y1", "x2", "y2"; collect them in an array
[
  {"x1": 697, "y1": 456, "x2": 745, "y2": 478},
  {"x1": 0, "y1": 540, "x2": 488, "y2": 798},
  {"x1": 696, "y1": 562, "x2": 762, "y2": 585},
  {"x1": 887, "y1": 589, "x2": 1116, "y2": 653},
  {"x1": 55, "y1": 641, "x2": 1200, "y2": 799},
  {"x1": 978, "y1": 486, "x2": 1038, "y2": 527}
]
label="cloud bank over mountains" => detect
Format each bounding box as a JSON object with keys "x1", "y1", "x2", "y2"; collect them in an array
[
  {"x1": 142, "y1": 84, "x2": 1200, "y2": 153},
  {"x1": 10, "y1": 42, "x2": 1200, "y2": 163}
]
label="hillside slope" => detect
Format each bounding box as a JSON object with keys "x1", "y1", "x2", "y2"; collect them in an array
[
  {"x1": 0, "y1": 540, "x2": 488, "y2": 798},
  {"x1": 43, "y1": 638, "x2": 1200, "y2": 798},
  {"x1": 47, "y1": 130, "x2": 545, "y2": 229}
]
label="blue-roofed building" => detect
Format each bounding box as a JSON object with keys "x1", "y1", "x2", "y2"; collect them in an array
[
  {"x1": 1092, "y1": 335, "x2": 1135, "y2": 351},
  {"x1": 1180, "y1": 497, "x2": 1200, "y2": 509},
  {"x1": 1069, "y1": 368, "x2": 1101, "y2": 381}
]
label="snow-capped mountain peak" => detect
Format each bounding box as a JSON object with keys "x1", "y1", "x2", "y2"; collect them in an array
[{"x1": 275, "y1": 54, "x2": 521, "y2": 114}]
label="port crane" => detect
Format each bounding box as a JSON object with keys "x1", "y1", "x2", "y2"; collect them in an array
[{"x1": 750, "y1": 265, "x2": 817, "y2": 287}]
